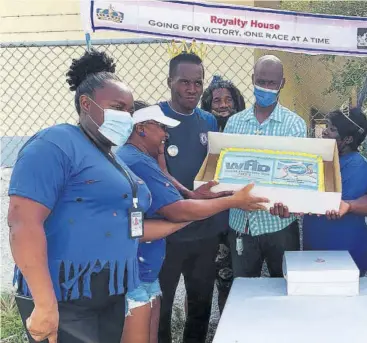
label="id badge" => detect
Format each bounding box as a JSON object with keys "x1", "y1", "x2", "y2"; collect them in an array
[{"x1": 129, "y1": 207, "x2": 144, "y2": 238}]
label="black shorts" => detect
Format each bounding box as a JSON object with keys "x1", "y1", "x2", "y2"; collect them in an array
[{"x1": 16, "y1": 269, "x2": 126, "y2": 343}]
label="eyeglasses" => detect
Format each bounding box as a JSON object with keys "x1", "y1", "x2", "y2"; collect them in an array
[
  {"x1": 144, "y1": 121, "x2": 168, "y2": 131},
  {"x1": 340, "y1": 102, "x2": 364, "y2": 134}
]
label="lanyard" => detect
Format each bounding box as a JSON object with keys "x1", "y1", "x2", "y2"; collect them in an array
[{"x1": 81, "y1": 128, "x2": 139, "y2": 208}]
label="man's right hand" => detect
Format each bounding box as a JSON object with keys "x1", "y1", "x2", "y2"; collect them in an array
[
  {"x1": 26, "y1": 303, "x2": 59, "y2": 343},
  {"x1": 231, "y1": 184, "x2": 269, "y2": 211}
]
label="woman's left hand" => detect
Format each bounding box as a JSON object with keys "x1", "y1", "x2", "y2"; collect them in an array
[{"x1": 326, "y1": 200, "x2": 350, "y2": 220}]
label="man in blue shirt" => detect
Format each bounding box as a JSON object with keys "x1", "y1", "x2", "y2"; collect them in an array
[
  {"x1": 224, "y1": 55, "x2": 307, "y2": 279},
  {"x1": 158, "y1": 53, "x2": 226, "y2": 343}
]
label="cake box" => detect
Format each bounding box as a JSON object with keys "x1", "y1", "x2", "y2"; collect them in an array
[
  {"x1": 194, "y1": 132, "x2": 342, "y2": 215},
  {"x1": 283, "y1": 251, "x2": 360, "y2": 296}
]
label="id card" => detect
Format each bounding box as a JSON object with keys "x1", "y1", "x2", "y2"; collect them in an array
[{"x1": 129, "y1": 208, "x2": 144, "y2": 238}]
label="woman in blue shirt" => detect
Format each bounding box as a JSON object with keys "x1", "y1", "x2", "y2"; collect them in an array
[
  {"x1": 7, "y1": 49, "x2": 192, "y2": 343},
  {"x1": 117, "y1": 105, "x2": 269, "y2": 343},
  {"x1": 272, "y1": 106, "x2": 367, "y2": 275},
  {"x1": 303, "y1": 107, "x2": 367, "y2": 275}
]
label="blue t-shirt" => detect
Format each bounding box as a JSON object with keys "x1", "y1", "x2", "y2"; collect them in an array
[
  {"x1": 116, "y1": 144, "x2": 183, "y2": 282},
  {"x1": 9, "y1": 124, "x2": 151, "y2": 300},
  {"x1": 159, "y1": 101, "x2": 227, "y2": 241},
  {"x1": 303, "y1": 152, "x2": 367, "y2": 273}
]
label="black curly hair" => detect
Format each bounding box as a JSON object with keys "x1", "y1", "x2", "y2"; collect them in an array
[
  {"x1": 201, "y1": 78, "x2": 246, "y2": 114},
  {"x1": 66, "y1": 48, "x2": 121, "y2": 114},
  {"x1": 134, "y1": 100, "x2": 150, "y2": 111},
  {"x1": 329, "y1": 107, "x2": 367, "y2": 151}
]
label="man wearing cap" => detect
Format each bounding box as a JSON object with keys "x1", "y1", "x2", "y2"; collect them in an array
[
  {"x1": 116, "y1": 104, "x2": 267, "y2": 343},
  {"x1": 156, "y1": 52, "x2": 228, "y2": 343},
  {"x1": 224, "y1": 55, "x2": 307, "y2": 279}
]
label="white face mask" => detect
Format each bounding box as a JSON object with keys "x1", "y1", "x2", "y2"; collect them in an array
[{"x1": 86, "y1": 98, "x2": 133, "y2": 146}]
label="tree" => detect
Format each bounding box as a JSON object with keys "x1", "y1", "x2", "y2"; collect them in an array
[{"x1": 280, "y1": 1, "x2": 367, "y2": 108}]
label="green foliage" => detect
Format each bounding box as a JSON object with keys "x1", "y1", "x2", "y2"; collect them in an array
[
  {"x1": 0, "y1": 293, "x2": 26, "y2": 343},
  {"x1": 280, "y1": 1, "x2": 367, "y2": 101}
]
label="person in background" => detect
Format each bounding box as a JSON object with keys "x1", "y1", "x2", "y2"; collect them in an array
[
  {"x1": 224, "y1": 55, "x2": 307, "y2": 279},
  {"x1": 117, "y1": 105, "x2": 268, "y2": 343},
  {"x1": 302, "y1": 107, "x2": 367, "y2": 275},
  {"x1": 201, "y1": 75, "x2": 246, "y2": 130},
  {"x1": 7, "y1": 49, "x2": 193, "y2": 343},
  {"x1": 157, "y1": 52, "x2": 231, "y2": 343},
  {"x1": 201, "y1": 76, "x2": 246, "y2": 312}
]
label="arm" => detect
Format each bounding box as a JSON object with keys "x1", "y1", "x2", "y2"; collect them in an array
[
  {"x1": 7, "y1": 138, "x2": 69, "y2": 342},
  {"x1": 8, "y1": 196, "x2": 57, "y2": 309},
  {"x1": 348, "y1": 196, "x2": 367, "y2": 215},
  {"x1": 157, "y1": 184, "x2": 268, "y2": 222},
  {"x1": 141, "y1": 219, "x2": 192, "y2": 242},
  {"x1": 289, "y1": 117, "x2": 307, "y2": 138}
]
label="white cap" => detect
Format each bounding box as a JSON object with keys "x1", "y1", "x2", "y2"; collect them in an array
[{"x1": 133, "y1": 105, "x2": 180, "y2": 128}]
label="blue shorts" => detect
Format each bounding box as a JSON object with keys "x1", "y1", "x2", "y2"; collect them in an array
[{"x1": 126, "y1": 279, "x2": 162, "y2": 315}]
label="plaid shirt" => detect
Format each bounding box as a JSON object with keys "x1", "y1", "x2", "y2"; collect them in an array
[{"x1": 223, "y1": 103, "x2": 307, "y2": 236}]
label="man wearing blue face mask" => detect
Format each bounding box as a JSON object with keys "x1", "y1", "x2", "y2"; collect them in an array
[{"x1": 223, "y1": 55, "x2": 307, "y2": 279}]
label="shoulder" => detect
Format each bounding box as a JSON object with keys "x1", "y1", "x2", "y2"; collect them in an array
[
  {"x1": 19, "y1": 124, "x2": 80, "y2": 159},
  {"x1": 225, "y1": 108, "x2": 252, "y2": 128},
  {"x1": 116, "y1": 145, "x2": 159, "y2": 173},
  {"x1": 279, "y1": 104, "x2": 306, "y2": 124},
  {"x1": 196, "y1": 108, "x2": 217, "y2": 128},
  {"x1": 343, "y1": 152, "x2": 367, "y2": 170}
]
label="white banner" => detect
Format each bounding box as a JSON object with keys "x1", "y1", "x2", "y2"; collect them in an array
[{"x1": 81, "y1": 0, "x2": 367, "y2": 56}]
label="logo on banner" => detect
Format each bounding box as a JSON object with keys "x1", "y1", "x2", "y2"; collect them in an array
[
  {"x1": 199, "y1": 133, "x2": 208, "y2": 146},
  {"x1": 96, "y1": 4, "x2": 124, "y2": 24},
  {"x1": 357, "y1": 28, "x2": 367, "y2": 50}
]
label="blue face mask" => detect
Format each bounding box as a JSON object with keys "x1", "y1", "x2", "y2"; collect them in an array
[
  {"x1": 254, "y1": 85, "x2": 280, "y2": 108},
  {"x1": 87, "y1": 98, "x2": 133, "y2": 146}
]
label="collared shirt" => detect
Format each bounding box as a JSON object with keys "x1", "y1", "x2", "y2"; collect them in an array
[
  {"x1": 223, "y1": 103, "x2": 307, "y2": 236},
  {"x1": 116, "y1": 144, "x2": 183, "y2": 282},
  {"x1": 9, "y1": 124, "x2": 151, "y2": 300},
  {"x1": 303, "y1": 152, "x2": 367, "y2": 273}
]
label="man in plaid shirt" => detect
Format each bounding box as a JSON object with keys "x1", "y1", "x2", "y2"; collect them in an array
[{"x1": 224, "y1": 55, "x2": 307, "y2": 277}]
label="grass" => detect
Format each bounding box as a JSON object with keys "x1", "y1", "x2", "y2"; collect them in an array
[
  {"x1": 0, "y1": 294, "x2": 217, "y2": 343},
  {"x1": 0, "y1": 293, "x2": 26, "y2": 343}
]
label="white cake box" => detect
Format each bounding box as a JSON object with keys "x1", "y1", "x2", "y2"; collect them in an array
[
  {"x1": 194, "y1": 132, "x2": 342, "y2": 215},
  {"x1": 283, "y1": 251, "x2": 360, "y2": 296}
]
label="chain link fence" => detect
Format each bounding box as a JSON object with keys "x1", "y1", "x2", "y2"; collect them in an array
[{"x1": 1, "y1": 38, "x2": 365, "y2": 167}]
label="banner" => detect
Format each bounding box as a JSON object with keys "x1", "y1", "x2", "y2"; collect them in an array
[{"x1": 81, "y1": 0, "x2": 367, "y2": 56}]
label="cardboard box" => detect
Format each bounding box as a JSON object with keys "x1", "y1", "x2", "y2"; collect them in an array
[
  {"x1": 194, "y1": 132, "x2": 342, "y2": 214},
  {"x1": 283, "y1": 251, "x2": 360, "y2": 296}
]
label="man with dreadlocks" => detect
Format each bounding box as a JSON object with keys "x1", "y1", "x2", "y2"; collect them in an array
[
  {"x1": 201, "y1": 75, "x2": 246, "y2": 131},
  {"x1": 201, "y1": 76, "x2": 246, "y2": 313}
]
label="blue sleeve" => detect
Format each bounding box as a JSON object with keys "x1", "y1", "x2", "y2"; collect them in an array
[
  {"x1": 127, "y1": 160, "x2": 183, "y2": 215},
  {"x1": 342, "y1": 160, "x2": 367, "y2": 200},
  {"x1": 210, "y1": 115, "x2": 218, "y2": 132},
  {"x1": 8, "y1": 138, "x2": 72, "y2": 210}
]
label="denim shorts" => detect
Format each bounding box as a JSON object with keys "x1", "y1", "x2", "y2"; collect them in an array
[{"x1": 126, "y1": 279, "x2": 162, "y2": 315}]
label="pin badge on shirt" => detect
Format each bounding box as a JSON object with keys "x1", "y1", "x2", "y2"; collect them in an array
[
  {"x1": 199, "y1": 133, "x2": 208, "y2": 146},
  {"x1": 167, "y1": 145, "x2": 179, "y2": 157}
]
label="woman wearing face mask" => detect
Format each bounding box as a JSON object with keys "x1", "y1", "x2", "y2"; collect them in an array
[
  {"x1": 7, "y1": 49, "x2": 192, "y2": 343},
  {"x1": 116, "y1": 105, "x2": 269, "y2": 343}
]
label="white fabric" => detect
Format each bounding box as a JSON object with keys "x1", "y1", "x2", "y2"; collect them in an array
[{"x1": 133, "y1": 105, "x2": 180, "y2": 128}]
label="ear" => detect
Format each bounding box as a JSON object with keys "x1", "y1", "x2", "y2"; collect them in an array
[
  {"x1": 135, "y1": 124, "x2": 145, "y2": 134},
  {"x1": 79, "y1": 95, "x2": 91, "y2": 113},
  {"x1": 167, "y1": 77, "x2": 172, "y2": 90},
  {"x1": 344, "y1": 136, "x2": 353, "y2": 145},
  {"x1": 280, "y1": 78, "x2": 286, "y2": 90}
]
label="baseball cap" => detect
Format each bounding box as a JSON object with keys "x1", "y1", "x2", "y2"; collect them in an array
[{"x1": 133, "y1": 105, "x2": 180, "y2": 128}]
